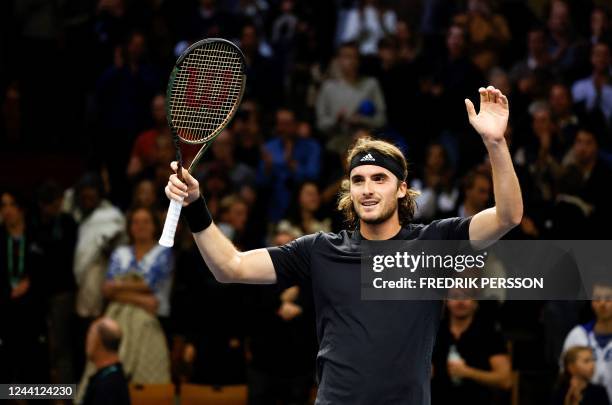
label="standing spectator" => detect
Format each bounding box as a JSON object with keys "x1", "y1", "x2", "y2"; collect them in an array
[
  {"x1": 572, "y1": 42, "x2": 612, "y2": 128},
  {"x1": 95, "y1": 31, "x2": 162, "y2": 207},
  {"x1": 552, "y1": 346, "x2": 610, "y2": 405},
  {"x1": 246, "y1": 230, "x2": 316, "y2": 405},
  {"x1": 259, "y1": 108, "x2": 321, "y2": 222},
  {"x1": 82, "y1": 317, "x2": 131, "y2": 405},
  {"x1": 431, "y1": 299, "x2": 512, "y2": 405},
  {"x1": 339, "y1": 0, "x2": 397, "y2": 56},
  {"x1": 102, "y1": 207, "x2": 174, "y2": 336},
  {"x1": 72, "y1": 173, "x2": 126, "y2": 375},
  {"x1": 33, "y1": 181, "x2": 78, "y2": 384},
  {"x1": 562, "y1": 283, "x2": 612, "y2": 401},
  {"x1": 316, "y1": 41, "x2": 386, "y2": 145},
  {"x1": 564, "y1": 129, "x2": 612, "y2": 238},
  {"x1": 0, "y1": 189, "x2": 48, "y2": 384}
]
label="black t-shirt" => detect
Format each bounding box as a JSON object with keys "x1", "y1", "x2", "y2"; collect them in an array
[
  {"x1": 82, "y1": 363, "x2": 131, "y2": 405},
  {"x1": 431, "y1": 317, "x2": 508, "y2": 405},
  {"x1": 267, "y1": 217, "x2": 472, "y2": 404}
]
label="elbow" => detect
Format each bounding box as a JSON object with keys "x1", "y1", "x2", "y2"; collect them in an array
[{"x1": 499, "y1": 373, "x2": 514, "y2": 391}]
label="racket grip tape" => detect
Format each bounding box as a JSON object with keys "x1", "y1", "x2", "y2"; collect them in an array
[{"x1": 159, "y1": 198, "x2": 184, "y2": 247}]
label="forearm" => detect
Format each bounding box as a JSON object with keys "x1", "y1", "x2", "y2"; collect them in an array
[
  {"x1": 463, "y1": 366, "x2": 512, "y2": 390},
  {"x1": 103, "y1": 279, "x2": 151, "y2": 298},
  {"x1": 113, "y1": 291, "x2": 158, "y2": 314},
  {"x1": 486, "y1": 139, "x2": 523, "y2": 226},
  {"x1": 192, "y1": 222, "x2": 275, "y2": 284}
]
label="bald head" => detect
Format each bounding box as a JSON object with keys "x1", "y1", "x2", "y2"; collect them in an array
[{"x1": 97, "y1": 317, "x2": 122, "y2": 352}]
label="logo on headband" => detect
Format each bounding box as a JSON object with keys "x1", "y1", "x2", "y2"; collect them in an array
[{"x1": 360, "y1": 153, "x2": 376, "y2": 162}]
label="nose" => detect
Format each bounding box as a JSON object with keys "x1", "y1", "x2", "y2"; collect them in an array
[{"x1": 362, "y1": 178, "x2": 374, "y2": 195}]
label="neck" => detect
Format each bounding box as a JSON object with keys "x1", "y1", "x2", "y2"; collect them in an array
[
  {"x1": 134, "y1": 240, "x2": 155, "y2": 255},
  {"x1": 595, "y1": 318, "x2": 612, "y2": 334},
  {"x1": 450, "y1": 315, "x2": 473, "y2": 338},
  {"x1": 94, "y1": 354, "x2": 120, "y2": 370},
  {"x1": 359, "y1": 217, "x2": 401, "y2": 240},
  {"x1": 577, "y1": 159, "x2": 596, "y2": 174},
  {"x1": 6, "y1": 221, "x2": 25, "y2": 237},
  {"x1": 343, "y1": 73, "x2": 358, "y2": 84}
]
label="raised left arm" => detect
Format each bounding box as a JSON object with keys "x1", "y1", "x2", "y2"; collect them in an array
[{"x1": 465, "y1": 86, "x2": 523, "y2": 246}]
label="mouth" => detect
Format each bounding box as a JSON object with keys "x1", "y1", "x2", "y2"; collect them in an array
[{"x1": 360, "y1": 200, "x2": 379, "y2": 207}]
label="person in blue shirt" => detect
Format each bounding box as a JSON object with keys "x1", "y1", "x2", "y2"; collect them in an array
[{"x1": 258, "y1": 108, "x2": 321, "y2": 222}]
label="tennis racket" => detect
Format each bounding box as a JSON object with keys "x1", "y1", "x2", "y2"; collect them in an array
[{"x1": 159, "y1": 38, "x2": 246, "y2": 247}]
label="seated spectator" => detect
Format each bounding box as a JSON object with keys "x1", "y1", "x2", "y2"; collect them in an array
[
  {"x1": 572, "y1": 42, "x2": 612, "y2": 127},
  {"x1": 411, "y1": 142, "x2": 459, "y2": 222},
  {"x1": 549, "y1": 83, "x2": 580, "y2": 147},
  {"x1": 316, "y1": 41, "x2": 386, "y2": 152},
  {"x1": 456, "y1": 169, "x2": 492, "y2": 217},
  {"x1": 431, "y1": 299, "x2": 512, "y2": 405},
  {"x1": 510, "y1": 27, "x2": 555, "y2": 98},
  {"x1": 452, "y1": 0, "x2": 511, "y2": 72},
  {"x1": 198, "y1": 129, "x2": 256, "y2": 193},
  {"x1": 217, "y1": 194, "x2": 252, "y2": 249},
  {"x1": 562, "y1": 282, "x2": 612, "y2": 401},
  {"x1": 82, "y1": 317, "x2": 130, "y2": 405},
  {"x1": 131, "y1": 178, "x2": 158, "y2": 209},
  {"x1": 339, "y1": 0, "x2": 397, "y2": 56},
  {"x1": 546, "y1": 0, "x2": 579, "y2": 74},
  {"x1": 277, "y1": 181, "x2": 332, "y2": 237},
  {"x1": 259, "y1": 108, "x2": 321, "y2": 222},
  {"x1": 126, "y1": 94, "x2": 170, "y2": 179},
  {"x1": 552, "y1": 345, "x2": 610, "y2": 405}
]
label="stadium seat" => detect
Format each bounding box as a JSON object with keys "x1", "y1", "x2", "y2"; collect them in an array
[
  {"x1": 180, "y1": 384, "x2": 248, "y2": 405},
  {"x1": 129, "y1": 383, "x2": 175, "y2": 405}
]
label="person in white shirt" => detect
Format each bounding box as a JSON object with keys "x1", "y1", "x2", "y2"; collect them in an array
[{"x1": 562, "y1": 283, "x2": 612, "y2": 400}]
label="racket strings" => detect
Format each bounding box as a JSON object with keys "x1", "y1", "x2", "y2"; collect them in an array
[{"x1": 169, "y1": 41, "x2": 244, "y2": 143}]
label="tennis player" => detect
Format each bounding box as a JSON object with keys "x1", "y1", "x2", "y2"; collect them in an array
[{"x1": 165, "y1": 86, "x2": 523, "y2": 404}]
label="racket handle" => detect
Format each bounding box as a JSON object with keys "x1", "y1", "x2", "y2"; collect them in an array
[{"x1": 159, "y1": 198, "x2": 184, "y2": 247}]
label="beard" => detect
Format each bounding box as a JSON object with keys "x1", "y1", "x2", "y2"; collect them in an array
[{"x1": 357, "y1": 199, "x2": 398, "y2": 225}]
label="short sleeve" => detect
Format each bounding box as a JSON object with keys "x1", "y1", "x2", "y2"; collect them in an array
[
  {"x1": 424, "y1": 216, "x2": 473, "y2": 240},
  {"x1": 484, "y1": 327, "x2": 508, "y2": 357},
  {"x1": 266, "y1": 233, "x2": 318, "y2": 290}
]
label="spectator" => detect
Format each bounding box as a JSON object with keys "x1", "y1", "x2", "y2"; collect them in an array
[
  {"x1": 71, "y1": 173, "x2": 126, "y2": 375},
  {"x1": 572, "y1": 42, "x2": 612, "y2": 126},
  {"x1": 33, "y1": 181, "x2": 78, "y2": 384},
  {"x1": 546, "y1": 0, "x2": 578, "y2": 74},
  {"x1": 131, "y1": 178, "x2": 158, "y2": 210},
  {"x1": 411, "y1": 142, "x2": 459, "y2": 222},
  {"x1": 217, "y1": 194, "x2": 252, "y2": 249},
  {"x1": 316, "y1": 41, "x2": 386, "y2": 152},
  {"x1": 81, "y1": 317, "x2": 130, "y2": 405},
  {"x1": 126, "y1": 94, "x2": 170, "y2": 179},
  {"x1": 552, "y1": 346, "x2": 610, "y2": 405},
  {"x1": 563, "y1": 129, "x2": 612, "y2": 237},
  {"x1": 510, "y1": 27, "x2": 554, "y2": 99},
  {"x1": 246, "y1": 230, "x2": 316, "y2": 405},
  {"x1": 562, "y1": 282, "x2": 612, "y2": 401},
  {"x1": 452, "y1": 0, "x2": 511, "y2": 73},
  {"x1": 277, "y1": 181, "x2": 332, "y2": 237},
  {"x1": 259, "y1": 108, "x2": 321, "y2": 222},
  {"x1": 95, "y1": 31, "x2": 162, "y2": 206},
  {"x1": 590, "y1": 7, "x2": 611, "y2": 46},
  {"x1": 431, "y1": 299, "x2": 512, "y2": 405},
  {"x1": 103, "y1": 206, "x2": 174, "y2": 331},
  {"x1": 0, "y1": 189, "x2": 48, "y2": 384},
  {"x1": 456, "y1": 170, "x2": 492, "y2": 217},
  {"x1": 339, "y1": 0, "x2": 397, "y2": 56},
  {"x1": 199, "y1": 129, "x2": 256, "y2": 193},
  {"x1": 549, "y1": 83, "x2": 580, "y2": 147}
]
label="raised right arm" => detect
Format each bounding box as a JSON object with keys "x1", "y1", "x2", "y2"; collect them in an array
[{"x1": 166, "y1": 162, "x2": 277, "y2": 284}]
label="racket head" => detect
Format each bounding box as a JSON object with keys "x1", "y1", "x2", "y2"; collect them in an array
[{"x1": 166, "y1": 38, "x2": 247, "y2": 147}]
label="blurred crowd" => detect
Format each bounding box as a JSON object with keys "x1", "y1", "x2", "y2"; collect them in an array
[{"x1": 1, "y1": 0, "x2": 612, "y2": 404}]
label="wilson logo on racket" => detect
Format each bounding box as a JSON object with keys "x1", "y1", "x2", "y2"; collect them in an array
[{"x1": 185, "y1": 67, "x2": 233, "y2": 109}]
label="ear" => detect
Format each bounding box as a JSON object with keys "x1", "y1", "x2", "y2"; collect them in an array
[{"x1": 397, "y1": 181, "x2": 408, "y2": 199}]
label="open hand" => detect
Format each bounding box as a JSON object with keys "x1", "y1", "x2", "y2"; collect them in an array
[{"x1": 465, "y1": 86, "x2": 509, "y2": 145}]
